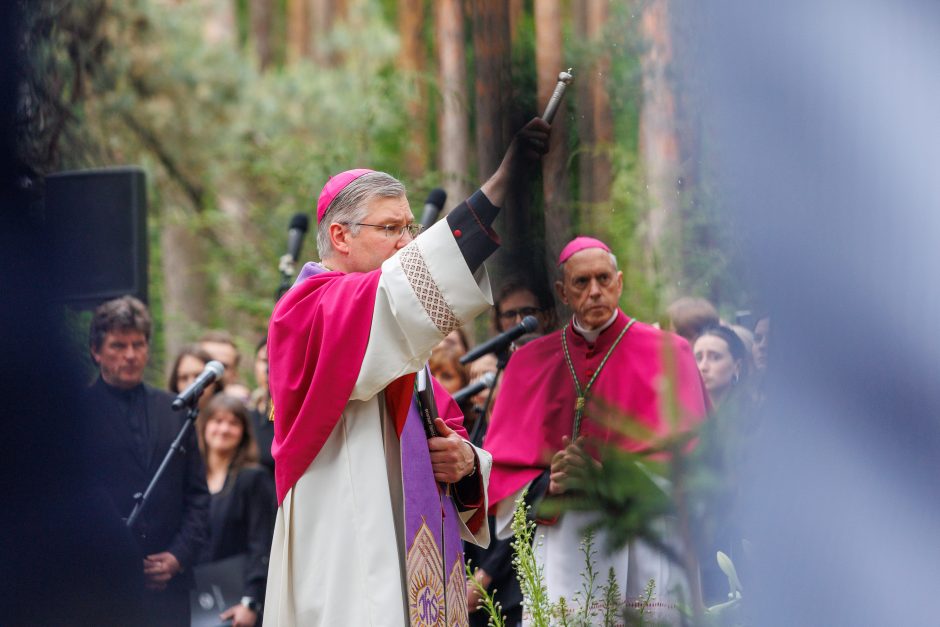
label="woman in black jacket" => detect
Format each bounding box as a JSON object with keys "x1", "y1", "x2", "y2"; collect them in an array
[{"x1": 197, "y1": 394, "x2": 276, "y2": 627}]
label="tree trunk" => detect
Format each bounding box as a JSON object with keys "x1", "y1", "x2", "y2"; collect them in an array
[
  {"x1": 573, "y1": 3, "x2": 594, "y2": 225},
  {"x1": 435, "y1": 0, "x2": 472, "y2": 208},
  {"x1": 250, "y1": 0, "x2": 275, "y2": 70},
  {"x1": 471, "y1": 0, "x2": 511, "y2": 181},
  {"x1": 509, "y1": 0, "x2": 524, "y2": 41},
  {"x1": 399, "y1": 0, "x2": 428, "y2": 179},
  {"x1": 639, "y1": 0, "x2": 681, "y2": 297},
  {"x1": 535, "y1": 0, "x2": 570, "y2": 279},
  {"x1": 213, "y1": 194, "x2": 258, "y2": 338},
  {"x1": 311, "y1": 0, "x2": 344, "y2": 66},
  {"x1": 286, "y1": 0, "x2": 311, "y2": 63},
  {"x1": 584, "y1": 0, "x2": 613, "y2": 235},
  {"x1": 472, "y1": 0, "x2": 525, "y2": 275}
]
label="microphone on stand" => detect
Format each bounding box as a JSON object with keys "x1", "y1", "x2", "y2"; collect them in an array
[
  {"x1": 460, "y1": 316, "x2": 539, "y2": 365},
  {"x1": 452, "y1": 371, "x2": 497, "y2": 405},
  {"x1": 279, "y1": 213, "x2": 310, "y2": 278},
  {"x1": 419, "y1": 188, "x2": 447, "y2": 232},
  {"x1": 171, "y1": 361, "x2": 224, "y2": 410}
]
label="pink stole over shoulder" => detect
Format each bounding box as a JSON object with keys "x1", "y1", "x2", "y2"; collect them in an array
[
  {"x1": 268, "y1": 262, "x2": 381, "y2": 504},
  {"x1": 484, "y1": 311, "x2": 708, "y2": 508}
]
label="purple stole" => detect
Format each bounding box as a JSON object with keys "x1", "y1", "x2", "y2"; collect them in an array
[{"x1": 401, "y1": 397, "x2": 468, "y2": 627}]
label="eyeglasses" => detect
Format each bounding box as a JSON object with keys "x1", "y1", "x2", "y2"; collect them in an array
[
  {"x1": 498, "y1": 306, "x2": 542, "y2": 321},
  {"x1": 344, "y1": 222, "x2": 423, "y2": 239}
]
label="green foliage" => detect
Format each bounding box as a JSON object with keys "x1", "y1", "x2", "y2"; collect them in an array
[
  {"x1": 574, "y1": 531, "x2": 600, "y2": 624},
  {"x1": 466, "y1": 559, "x2": 506, "y2": 627},
  {"x1": 623, "y1": 578, "x2": 674, "y2": 627},
  {"x1": 537, "y1": 423, "x2": 680, "y2": 563},
  {"x1": 510, "y1": 491, "x2": 553, "y2": 627},
  {"x1": 600, "y1": 567, "x2": 623, "y2": 627},
  {"x1": 563, "y1": 2, "x2": 663, "y2": 322},
  {"x1": 533, "y1": 380, "x2": 760, "y2": 625},
  {"x1": 20, "y1": 0, "x2": 748, "y2": 374},
  {"x1": 61, "y1": 307, "x2": 98, "y2": 385},
  {"x1": 608, "y1": 147, "x2": 664, "y2": 322},
  {"x1": 555, "y1": 596, "x2": 573, "y2": 627},
  {"x1": 677, "y1": 162, "x2": 755, "y2": 315},
  {"x1": 510, "y1": 8, "x2": 538, "y2": 121},
  {"x1": 21, "y1": 0, "x2": 422, "y2": 366}
]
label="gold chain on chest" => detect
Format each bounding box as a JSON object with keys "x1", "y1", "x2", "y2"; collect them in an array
[{"x1": 561, "y1": 318, "x2": 635, "y2": 439}]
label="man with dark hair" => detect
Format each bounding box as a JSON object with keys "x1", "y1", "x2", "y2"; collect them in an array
[
  {"x1": 85, "y1": 296, "x2": 209, "y2": 626},
  {"x1": 491, "y1": 276, "x2": 557, "y2": 334}
]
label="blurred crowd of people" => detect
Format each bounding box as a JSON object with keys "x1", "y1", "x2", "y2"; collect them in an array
[{"x1": 667, "y1": 296, "x2": 771, "y2": 605}]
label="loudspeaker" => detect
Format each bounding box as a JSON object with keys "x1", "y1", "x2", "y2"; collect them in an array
[{"x1": 46, "y1": 167, "x2": 148, "y2": 308}]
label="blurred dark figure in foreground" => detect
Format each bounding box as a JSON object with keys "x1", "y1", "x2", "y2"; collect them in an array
[
  {"x1": 0, "y1": 8, "x2": 150, "y2": 623},
  {"x1": 84, "y1": 296, "x2": 210, "y2": 626},
  {"x1": 692, "y1": 0, "x2": 940, "y2": 623}
]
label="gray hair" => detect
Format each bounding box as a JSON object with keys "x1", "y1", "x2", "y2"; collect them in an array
[
  {"x1": 559, "y1": 250, "x2": 619, "y2": 275},
  {"x1": 316, "y1": 172, "x2": 407, "y2": 260}
]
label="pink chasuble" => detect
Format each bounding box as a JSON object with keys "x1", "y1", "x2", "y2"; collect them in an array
[{"x1": 484, "y1": 310, "x2": 709, "y2": 508}]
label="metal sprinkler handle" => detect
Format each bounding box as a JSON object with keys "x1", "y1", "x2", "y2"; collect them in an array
[{"x1": 541, "y1": 68, "x2": 574, "y2": 124}]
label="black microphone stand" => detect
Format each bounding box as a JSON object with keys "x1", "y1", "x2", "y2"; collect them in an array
[
  {"x1": 276, "y1": 251, "x2": 297, "y2": 301},
  {"x1": 276, "y1": 273, "x2": 292, "y2": 301},
  {"x1": 125, "y1": 401, "x2": 198, "y2": 530},
  {"x1": 468, "y1": 349, "x2": 509, "y2": 447}
]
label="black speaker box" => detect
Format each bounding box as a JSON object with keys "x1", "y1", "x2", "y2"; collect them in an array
[{"x1": 46, "y1": 167, "x2": 148, "y2": 308}]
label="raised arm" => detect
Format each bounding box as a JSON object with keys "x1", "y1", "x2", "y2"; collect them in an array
[{"x1": 448, "y1": 118, "x2": 552, "y2": 273}]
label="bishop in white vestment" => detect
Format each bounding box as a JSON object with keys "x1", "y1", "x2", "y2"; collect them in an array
[{"x1": 264, "y1": 118, "x2": 551, "y2": 627}]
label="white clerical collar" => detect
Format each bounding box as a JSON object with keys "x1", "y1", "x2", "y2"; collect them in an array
[{"x1": 571, "y1": 310, "x2": 618, "y2": 343}]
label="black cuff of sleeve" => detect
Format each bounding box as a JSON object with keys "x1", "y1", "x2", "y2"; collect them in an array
[
  {"x1": 453, "y1": 446, "x2": 484, "y2": 510},
  {"x1": 446, "y1": 190, "x2": 501, "y2": 273}
]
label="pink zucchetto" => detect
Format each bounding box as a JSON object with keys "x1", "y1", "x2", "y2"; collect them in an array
[
  {"x1": 316, "y1": 168, "x2": 376, "y2": 224},
  {"x1": 557, "y1": 236, "x2": 612, "y2": 265}
]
